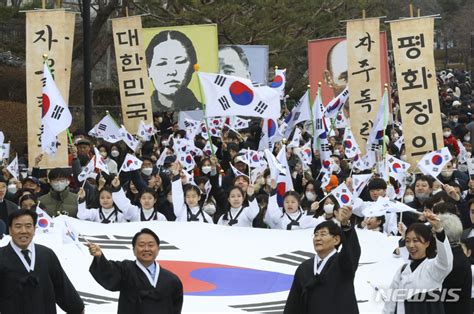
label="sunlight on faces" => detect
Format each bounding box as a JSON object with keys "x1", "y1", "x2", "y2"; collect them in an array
[
  {"x1": 133, "y1": 233, "x2": 160, "y2": 267},
  {"x1": 284, "y1": 195, "x2": 299, "y2": 214},
  {"x1": 99, "y1": 190, "x2": 114, "y2": 210},
  {"x1": 9, "y1": 215, "x2": 35, "y2": 250},
  {"x1": 228, "y1": 188, "x2": 244, "y2": 208},
  {"x1": 313, "y1": 227, "x2": 340, "y2": 257},
  {"x1": 405, "y1": 231, "x2": 430, "y2": 260},
  {"x1": 140, "y1": 192, "x2": 156, "y2": 210},
  {"x1": 185, "y1": 189, "x2": 201, "y2": 208},
  {"x1": 149, "y1": 37, "x2": 190, "y2": 97}
]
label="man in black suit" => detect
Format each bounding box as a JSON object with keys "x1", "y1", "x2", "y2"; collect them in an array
[
  {"x1": 87, "y1": 228, "x2": 183, "y2": 314},
  {"x1": 0, "y1": 209, "x2": 84, "y2": 314},
  {"x1": 284, "y1": 205, "x2": 361, "y2": 314},
  {"x1": 0, "y1": 176, "x2": 18, "y2": 234}
]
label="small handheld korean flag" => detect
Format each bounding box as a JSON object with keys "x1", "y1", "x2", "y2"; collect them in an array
[
  {"x1": 269, "y1": 68, "x2": 286, "y2": 98},
  {"x1": 119, "y1": 125, "x2": 140, "y2": 152},
  {"x1": 6, "y1": 154, "x2": 19, "y2": 179},
  {"x1": 387, "y1": 154, "x2": 410, "y2": 182},
  {"x1": 89, "y1": 114, "x2": 121, "y2": 143},
  {"x1": 36, "y1": 207, "x2": 53, "y2": 231},
  {"x1": 352, "y1": 173, "x2": 372, "y2": 198},
  {"x1": 0, "y1": 143, "x2": 10, "y2": 160},
  {"x1": 198, "y1": 72, "x2": 280, "y2": 120},
  {"x1": 229, "y1": 117, "x2": 251, "y2": 130},
  {"x1": 332, "y1": 183, "x2": 353, "y2": 207},
  {"x1": 323, "y1": 87, "x2": 349, "y2": 119},
  {"x1": 137, "y1": 120, "x2": 156, "y2": 141},
  {"x1": 119, "y1": 153, "x2": 143, "y2": 172},
  {"x1": 467, "y1": 158, "x2": 474, "y2": 177},
  {"x1": 417, "y1": 147, "x2": 452, "y2": 178},
  {"x1": 78, "y1": 157, "x2": 96, "y2": 182},
  {"x1": 94, "y1": 147, "x2": 110, "y2": 175},
  {"x1": 342, "y1": 128, "x2": 361, "y2": 159},
  {"x1": 41, "y1": 62, "x2": 72, "y2": 155}
]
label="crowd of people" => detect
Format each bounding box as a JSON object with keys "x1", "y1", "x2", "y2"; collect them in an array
[{"x1": 0, "y1": 69, "x2": 474, "y2": 313}]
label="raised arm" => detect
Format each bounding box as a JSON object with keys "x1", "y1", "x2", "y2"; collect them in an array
[
  {"x1": 111, "y1": 177, "x2": 139, "y2": 221},
  {"x1": 170, "y1": 162, "x2": 186, "y2": 220},
  {"x1": 77, "y1": 187, "x2": 99, "y2": 222},
  {"x1": 335, "y1": 206, "x2": 361, "y2": 275}
]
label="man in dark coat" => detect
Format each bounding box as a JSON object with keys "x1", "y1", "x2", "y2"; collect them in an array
[
  {"x1": 0, "y1": 209, "x2": 84, "y2": 314},
  {"x1": 284, "y1": 205, "x2": 361, "y2": 314},
  {"x1": 87, "y1": 228, "x2": 183, "y2": 314},
  {"x1": 0, "y1": 176, "x2": 18, "y2": 234},
  {"x1": 441, "y1": 213, "x2": 472, "y2": 314}
]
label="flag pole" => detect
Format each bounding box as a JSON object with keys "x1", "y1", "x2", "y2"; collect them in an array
[{"x1": 194, "y1": 64, "x2": 215, "y2": 155}]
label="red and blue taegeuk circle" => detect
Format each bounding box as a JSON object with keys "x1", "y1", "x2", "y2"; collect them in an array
[
  {"x1": 431, "y1": 154, "x2": 443, "y2": 165},
  {"x1": 267, "y1": 119, "x2": 277, "y2": 137},
  {"x1": 38, "y1": 218, "x2": 49, "y2": 228},
  {"x1": 160, "y1": 260, "x2": 292, "y2": 296},
  {"x1": 269, "y1": 75, "x2": 283, "y2": 88},
  {"x1": 392, "y1": 163, "x2": 401, "y2": 173},
  {"x1": 229, "y1": 81, "x2": 254, "y2": 106},
  {"x1": 340, "y1": 194, "x2": 350, "y2": 204},
  {"x1": 344, "y1": 140, "x2": 353, "y2": 149}
]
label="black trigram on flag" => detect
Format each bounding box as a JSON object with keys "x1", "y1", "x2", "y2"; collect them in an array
[
  {"x1": 293, "y1": 112, "x2": 301, "y2": 122},
  {"x1": 51, "y1": 105, "x2": 64, "y2": 120},
  {"x1": 254, "y1": 101, "x2": 268, "y2": 114},
  {"x1": 369, "y1": 143, "x2": 380, "y2": 152},
  {"x1": 214, "y1": 75, "x2": 226, "y2": 87},
  {"x1": 184, "y1": 121, "x2": 191, "y2": 128},
  {"x1": 320, "y1": 143, "x2": 330, "y2": 152},
  {"x1": 98, "y1": 123, "x2": 107, "y2": 131},
  {"x1": 315, "y1": 119, "x2": 323, "y2": 130},
  {"x1": 218, "y1": 96, "x2": 231, "y2": 110}
]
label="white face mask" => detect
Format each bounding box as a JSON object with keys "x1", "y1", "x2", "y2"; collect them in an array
[
  {"x1": 201, "y1": 166, "x2": 212, "y2": 174},
  {"x1": 332, "y1": 163, "x2": 341, "y2": 173},
  {"x1": 452, "y1": 118, "x2": 458, "y2": 123},
  {"x1": 7, "y1": 184, "x2": 17, "y2": 194},
  {"x1": 432, "y1": 188, "x2": 443, "y2": 195},
  {"x1": 162, "y1": 140, "x2": 169, "y2": 146},
  {"x1": 111, "y1": 150, "x2": 120, "y2": 158},
  {"x1": 458, "y1": 164, "x2": 468, "y2": 172},
  {"x1": 158, "y1": 117, "x2": 163, "y2": 123},
  {"x1": 323, "y1": 204, "x2": 334, "y2": 214},
  {"x1": 305, "y1": 191, "x2": 316, "y2": 202},
  {"x1": 51, "y1": 180, "x2": 69, "y2": 192},
  {"x1": 441, "y1": 169, "x2": 454, "y2": 178},
  {"x1": 141, "y1": 168, "x2": 153, "y2": 176},
  {"x1": 404, "y1": 195, "x2": 414, "y2": 203},
  {"x1": 266, "y1": 178, "x2": 272, "y2": 186},
  {"x1": 443, "y1": 131, "x2": 451, "y2": 138},
  {"x1": 464, "y1": 135, "x2": 471, "y2": 142}
]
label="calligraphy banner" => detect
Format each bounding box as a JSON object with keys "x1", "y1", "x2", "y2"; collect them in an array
[
  {"x1": 26, "y1": 10, "x2": 75, "y2": 168},
  {"x1": 390, "y1": 17, "x2": 443, "y2": 168},
  {"x1": 347, "y1": 18, "x2": 381, "y2": 155},
  {"x1": 112, "y1": 16, "x2": 153, "y2": 134}
]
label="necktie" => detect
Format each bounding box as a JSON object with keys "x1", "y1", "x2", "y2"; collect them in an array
[
  {"x1": 317, "y1": 260, "x2": 323, "y2": 269},
  {"x1": 21, "y1": 249, "x2": 31, "y2": 266}
]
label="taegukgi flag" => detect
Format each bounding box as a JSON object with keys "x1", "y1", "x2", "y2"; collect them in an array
[{"x1": 198, "y1": 72, "x2": 280, "y2": 120}]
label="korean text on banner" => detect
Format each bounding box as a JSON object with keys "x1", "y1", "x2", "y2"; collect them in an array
[
  {"x1": 390, "y1": 17, "x2": 443, "y2": 168},
  {"x1": 112, "y1": 16, "x2": 153, "y2": 133},
  {"x1": 26, "y1": 10, "x2": 75, "y2": 168},
  {"x1": 347, "y1": 18, "x2": 382, "y2": 155}
]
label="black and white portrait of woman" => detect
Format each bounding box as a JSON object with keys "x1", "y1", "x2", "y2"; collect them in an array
[{"x1": 145, "y1": 30, "x2": 201, "y2": 112}]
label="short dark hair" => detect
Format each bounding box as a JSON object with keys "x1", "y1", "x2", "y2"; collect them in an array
[
  {"x1": 368, "y1": 178, "x2": 387, "y2": 191},
  {"x1": 48, "y1": 168, "x2": 70, "y2": 181},
  {"x1": 139, "y1": 187, "x2": 157, "y2": 199},
  {"x1": 314, "y1": 220, "x2": 342, "y2": 248},
  {"x1": 132, "y1": 228, "x2": 160, "y2": 248},
  {"x1": 415, "y1": 175, "x2": 433, "y2": 188},
  {"x1": 284, "y1": 191, "x2": 301, "y2": 204},
  {"x1": 8, "y1": 209, "x2": 38, "y2": 227},
  {"x1": 406, "y1": 223, "x2": 436, "y2": 258}
]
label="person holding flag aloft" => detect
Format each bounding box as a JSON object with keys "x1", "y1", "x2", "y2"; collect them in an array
[
  {"x1": 77, "y1": 185, "x2": 127, "y2": 224},
  {"x1": 170, "y1": 162, "x2": 213, "y2": 223},
  {"x1": 265, "y1": 179, "x2": 324, "y2": 230},
  {"x1": 110, "y1": 176, "x2": 167, "y2": 222}
]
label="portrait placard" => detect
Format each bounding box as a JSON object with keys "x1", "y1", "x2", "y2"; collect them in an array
[
  {"x1": 218, "y1": 45, "x2": 269, "y2": 84},
  {"x1": 143, "y1": 24, "x2": 218, "y2": 113}
]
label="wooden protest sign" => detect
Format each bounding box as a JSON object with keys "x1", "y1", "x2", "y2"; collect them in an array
[
  {"x1": 347, "y1": 17, "x2": 382, "y2": 155},
  {"x1": 26, "y1": 10, "x2": 75, "y2": 168},
  {"x1": 390, "y1": 17, "x2": 443, "y2": 168},
  {"x1": 112, "y1": 15, "x2": 153, "y2": 134}
]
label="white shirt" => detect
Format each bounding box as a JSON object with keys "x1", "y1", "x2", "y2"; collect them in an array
[
  {"x1": 135, "y1": 260, "x2": 160, "y2": 287},
  {"x1": 313, "y1": 249, "x2": 337, "y2": 275},
  {"x1": 217, "y1": 199, "x2": 260, "y2": 227},
  {"x1": 11, "y1": 240, "x2": 36, "y2": 272}
]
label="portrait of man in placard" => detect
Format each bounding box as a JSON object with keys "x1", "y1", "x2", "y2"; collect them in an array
[{"x1": 219, "y1": 45, "x2": 269, "y2": 85}]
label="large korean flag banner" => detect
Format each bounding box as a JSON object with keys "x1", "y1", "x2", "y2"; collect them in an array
[
  {"x1": 112, "y1": 16, "x2": 153, "y2": 135},
  {"x1": 347, "y1": 18, "x2": 382, "y2": 156},
  {"x1": 0, "y1": 216, "x2": 403, "y2": 313},
  {"x1": 390, "y1": 17, "x2": 443, "y2": 168},
  {"x1": 26, "y1": 10, "x2": 75, "y2": 168}
]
